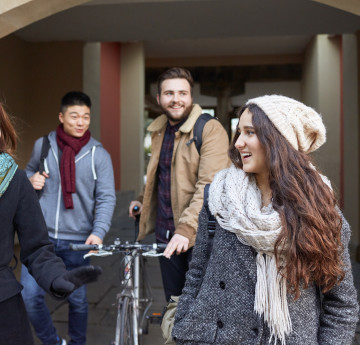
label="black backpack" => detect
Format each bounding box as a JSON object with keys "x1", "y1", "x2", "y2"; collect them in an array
[
  {"x1": 186, "y1": 113, "x2": 218, "y2": 154},
  {"x1": 38, "y1": 135, "x2": 51, "y2": 174},
  {"x1": 36, "y1": 135, "x2": 51, "y2": 198}
]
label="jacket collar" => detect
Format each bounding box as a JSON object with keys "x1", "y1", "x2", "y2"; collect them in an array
[{"x1": 147, "y1": 104, "x2": 203, "y2": 133}]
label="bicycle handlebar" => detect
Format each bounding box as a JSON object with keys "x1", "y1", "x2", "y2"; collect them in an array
[
  {"x1": 69, "y1": 243, "x2": 99, "y2": 251},
  {"x1": 132, "y1": 205, "x2": 140, "y2": 241},
  {"x1": 133, "y1": 205, "x2": 140, "y2": 213},
  {"x1": 69, "y1": 242, "x2": 167, "y2": 252}
]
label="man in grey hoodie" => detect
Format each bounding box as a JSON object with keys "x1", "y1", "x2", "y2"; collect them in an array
[{"x1": 20, "y1": 91, "x2": 116, "y2": 345}]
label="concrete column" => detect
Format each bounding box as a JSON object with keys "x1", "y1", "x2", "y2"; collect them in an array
[
  {"x1": 83, "y1": 42, "x2": 122, "y2": 191},
  {"x1": 120, "y1": 42, "x2": 145, "y2": 196},
  {"x1": 83, "y1": 42, "x2": 101, "y2": 140},
  {"x1": 100, "y1": 42, "x2": 121, "y2": 191},
  {"x1": 302, "y1": 34, "x2": 360, "y2": 257},
  {"x1": 302, "y1": 35, "x2": 341, "y2": 188},
  {"x1": 342, "y1": 34, "x2": 359, "y2": 257}
]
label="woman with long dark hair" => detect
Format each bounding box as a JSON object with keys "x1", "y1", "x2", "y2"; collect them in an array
[
  {"x1": 0, "y1": 103, "x2": 102, "y2": 345},
  {"x1": 171, "y1": 95, "x2": 359, "y2": 344}
]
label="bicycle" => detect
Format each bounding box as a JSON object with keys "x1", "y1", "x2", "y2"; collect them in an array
[{"x1": 70, "y1": 232, "x2": 166, "y2": 345}]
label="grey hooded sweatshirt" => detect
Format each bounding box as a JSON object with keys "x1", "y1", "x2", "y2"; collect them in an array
[{"x1": 26, "y1": 130, "x2": 116, "y2": 241}]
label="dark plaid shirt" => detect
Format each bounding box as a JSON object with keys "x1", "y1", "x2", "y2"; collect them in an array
[{"x1": 155, "y1": 120, "x2": 183, "y2": 243}]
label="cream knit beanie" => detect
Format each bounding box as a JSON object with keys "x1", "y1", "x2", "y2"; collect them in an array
[{"x1": 246, "y1": 95, "x2": 326, "y2": 153}]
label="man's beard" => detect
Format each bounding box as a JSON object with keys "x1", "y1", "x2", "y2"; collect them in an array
[{"x1": 162, "y1": 103, "x2": 193, "y2": 124}]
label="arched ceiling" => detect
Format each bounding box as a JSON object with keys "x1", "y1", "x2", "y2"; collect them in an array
[
  {"x1": 0, "y1": 0, "x2": 89, "y2": 39},
  {"x1": 12, "y1": 0, "x2": 360, "y2": 58},
  {"x1": 313, "y1": 0, "x2": 360, "y2": 15}
]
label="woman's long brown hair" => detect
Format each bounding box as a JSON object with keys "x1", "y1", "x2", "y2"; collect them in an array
[
  {"x1": 229, "y1": 104, "x2": 344, "y2": 299},
  {"x1": 0, "y1": 103, "x2": 17, "y2": 155}
]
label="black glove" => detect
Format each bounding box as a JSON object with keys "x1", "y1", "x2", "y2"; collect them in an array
[{"x1": 51, "y1": 265, "x2": 103, "y2": 296}]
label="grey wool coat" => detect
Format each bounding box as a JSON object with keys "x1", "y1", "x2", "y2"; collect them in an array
[{"x1": 172, "y1": 206, "x2": 359, "y2": 345}]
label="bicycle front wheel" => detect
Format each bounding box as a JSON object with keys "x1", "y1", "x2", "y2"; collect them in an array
[{"x1": 115, "y1": 296, "x2": 136, "y2": 345}]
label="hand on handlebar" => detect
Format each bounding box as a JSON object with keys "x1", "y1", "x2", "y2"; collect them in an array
[
  {"x1": 129, "y1": 201, "x2": 142, "y2": 219},
  {"x1": 85, "y1": 234, "x2": 102, "y2": 245},
  {"x1": 163, "y1": 234, "x2": 189, "y2": 259},
  {"x1": 84, "y1": 234, "x2": 102, "y2": 254}
]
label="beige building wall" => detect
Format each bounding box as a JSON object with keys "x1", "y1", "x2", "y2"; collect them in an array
[
  {"x1": 0, "y1": 34, "x2": 83, "y2": 167},
  {"x1": 0, "y1": 35, "x2": 27, "y2": 164},
  {"x1": 120, "y1": 42, "x2": 145, "y2": 195},
  {"x1": 23, "y1": 40, "x2": 83, "y2": 163}
]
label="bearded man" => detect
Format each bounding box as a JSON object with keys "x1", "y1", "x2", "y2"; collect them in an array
[{"x1": 129, "y1": 67, "x2": 230, "y2": 301}]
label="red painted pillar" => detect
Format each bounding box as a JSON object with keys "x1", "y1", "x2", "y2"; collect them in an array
[{"x1": 100, "y1": 42, "x2": 121, "y2": 190}]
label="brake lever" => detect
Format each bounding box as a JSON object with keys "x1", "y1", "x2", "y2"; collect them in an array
[
  {"x1": 83, "y1": 250, "x2": 113, "y2": 259},
  {"x1": 142, "y1": 250, "x2": 164, "y2": 257}
]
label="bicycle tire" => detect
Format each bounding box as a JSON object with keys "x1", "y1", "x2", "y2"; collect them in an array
[
  {"x1": 138, "y1": 256, "x2": 147, "y2": 327},
  {"x1": 137, "y1": 256, "x2": 147, "y2": 344},
  {"x1": 115, "y1": 296, "x2": 136, "y2": 345},
  {"x1": 114, "y1": 296, "x2": 122, "y2": 345}
]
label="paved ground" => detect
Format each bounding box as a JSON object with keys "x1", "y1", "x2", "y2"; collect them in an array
[
  {"x1": 46, "y1": 190, "x2": 166, "y2": 345},
  {"x1": 14, "y1": 190, "x2": 360, "y2": 344},
  {"x1": 15, "y1": 191, "x2": 165, "y2": 345}
]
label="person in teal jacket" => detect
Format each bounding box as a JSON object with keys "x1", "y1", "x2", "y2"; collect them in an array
[{"x1": 0, "y1": 102, "x2": 102, "y2": 345}]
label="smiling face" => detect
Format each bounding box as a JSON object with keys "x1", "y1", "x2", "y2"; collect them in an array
[
  {"x1": 157, "y1": 78, "x2": 193, "y2": 125},
  {"x1": 59, "y1": 105, "x2": 90, "y2": 138},
  {"x1": 235, "y1": 108, "x2": 268, "y2": 179}
]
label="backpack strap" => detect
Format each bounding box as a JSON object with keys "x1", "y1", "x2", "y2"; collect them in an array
[
  {"x1": 39, "y1": 135, "x2": 50, "y2": 174},
  {"x1": 187, "y1": 113, "x2": 216, "y2": 154},
  {"x1": 204, "y1": 183, "x2": 216, "y2": 258},
  {"x1": 36, "y1": 135, "x2": 50, "y2": 199}
]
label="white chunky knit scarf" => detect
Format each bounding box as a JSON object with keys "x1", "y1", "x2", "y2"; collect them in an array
[{"x1": 208, "y1": 164, "x2": 291, "y2": 345}]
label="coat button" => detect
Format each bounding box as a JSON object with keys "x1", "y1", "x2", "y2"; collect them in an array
[
  {"x1": 219, "y1": 281, "x2": 225, "y2": 289},
  {"x1": 217, "y1": 320, "x2": 224, "y2": 328}
]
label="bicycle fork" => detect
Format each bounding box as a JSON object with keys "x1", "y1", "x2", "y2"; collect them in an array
[
  {"x1": 133, "y1": 253, "x2": 140, "y2": 345},
  {"x1": 121, "y1": 251, "x2": 140, "y2": 345}
]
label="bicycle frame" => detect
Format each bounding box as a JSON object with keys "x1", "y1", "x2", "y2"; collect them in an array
[
  {"x1": 118, "y1": 250, "x2": 140, "y2": 345},
  {"x1": 70, "y1": 240, "x2": 165, "y2": 345}
]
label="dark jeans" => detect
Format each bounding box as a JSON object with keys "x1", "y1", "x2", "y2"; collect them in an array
[
  {"x1": 21, "y1": 238, "x2": 90, "y2": 345},
  {"x1": 159, "y1": 248, "x2": 193, "y2": 302}
]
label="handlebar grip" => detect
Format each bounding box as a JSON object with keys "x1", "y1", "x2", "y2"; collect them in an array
[
  {"x1": 69, "y1": 243, "x2": 98, "y2": 251},
  {"x1": 132, "y1": 205, "x2": 140, "y2": 242},
  {"x1": 156, "y1": 243, "x2": 168, "y2": 250}
]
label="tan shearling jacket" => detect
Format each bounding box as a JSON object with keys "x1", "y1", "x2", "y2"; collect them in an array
[{"x1": 137, "y1": 104, "x2": 230, "y2": 247}]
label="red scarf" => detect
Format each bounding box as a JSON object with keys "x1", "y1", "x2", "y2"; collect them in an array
[{"x1": 56, "y1": 124, "x2": 91, "y2": 209}]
